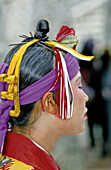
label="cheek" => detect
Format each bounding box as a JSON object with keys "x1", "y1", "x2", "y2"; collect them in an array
[
  {"x1": 64, "y1": 89, "x2": 86, "y2": 135},
  {"x1": 73, "y1": 88, "x2": 84, "y2": 108}
]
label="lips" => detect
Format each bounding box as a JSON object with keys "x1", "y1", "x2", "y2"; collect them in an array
[
  {"x1": 84, "y1": 113, "x2": 88, "y2": 118},
  {"x1": 84, "y1": 108, "x2": 88, "y2": 118}
]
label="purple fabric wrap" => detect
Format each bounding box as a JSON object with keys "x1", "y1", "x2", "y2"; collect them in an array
[{"x1": 0, "y1": 52, "x2": 80, "y2": 152}]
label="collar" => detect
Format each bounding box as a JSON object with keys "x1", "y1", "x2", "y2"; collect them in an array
[
  {"x1": 31, "y1": 140, "x2": 48, "y2": 155},
  {"x1": 2, "y1": 132, "x2": 60, "y2": 170}
]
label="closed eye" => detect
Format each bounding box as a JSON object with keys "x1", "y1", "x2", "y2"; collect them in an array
[
  {"x1": 78, "y1": 82, "x2": 83, "y2": 89},
  {"x1": 79, "y1": 86, "x2": 83, "y2": 89}
]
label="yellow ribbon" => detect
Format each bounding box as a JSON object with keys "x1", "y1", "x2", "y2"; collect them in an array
[
  {"x1": 0, "y1": 39, "x2": 39, "y2": 117},
  {"x1": 45, "y1": 41, "x2": 94, "y2": 61}
]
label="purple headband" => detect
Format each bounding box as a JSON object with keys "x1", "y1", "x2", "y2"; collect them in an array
[{"x1": 0, "y1": 52, "x2": 80, "y2": 152}]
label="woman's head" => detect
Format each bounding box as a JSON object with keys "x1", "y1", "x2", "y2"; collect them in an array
[
  {"x1": 0, "y1": 20, "x2": 93, "y2": 152},
  {"x1": 3, "y1": 20, "x2": 80, "y2": 128}
]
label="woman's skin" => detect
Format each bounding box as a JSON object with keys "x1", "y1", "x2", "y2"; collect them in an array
[{"x1": 12, "y1": 71, "x2": 89, "y2": 155}]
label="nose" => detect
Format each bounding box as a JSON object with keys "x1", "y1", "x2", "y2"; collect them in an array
[{"x1": 84, "y1": 92, "x2": 89, "y2": 102}]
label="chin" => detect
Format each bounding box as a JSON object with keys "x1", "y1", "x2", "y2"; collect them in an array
[
  {"x1": 65, "y1": 127, "x2": 85, "y2": 135},
  {"x1": 72, "y1": 125, "x2": 86, "y2": 135}
]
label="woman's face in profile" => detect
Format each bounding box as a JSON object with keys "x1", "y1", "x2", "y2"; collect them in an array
[{"x1": 64, "y1": 71, "x2": 89, "y2": 135}]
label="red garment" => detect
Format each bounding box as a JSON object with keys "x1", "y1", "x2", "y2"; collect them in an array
[{"x1": 1, "y1": 132, "x2": 60, "y2": 170}]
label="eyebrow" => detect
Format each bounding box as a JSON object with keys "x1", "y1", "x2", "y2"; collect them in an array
[{"x1": 76, "y1": 76, "x2": 82, "y2": 82}]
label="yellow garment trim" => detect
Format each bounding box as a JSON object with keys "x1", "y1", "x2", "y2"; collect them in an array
[
  {"x1": 0, "y1": 156, "x2": 34, "y2": 170},
  {"x1": 0, "y1": 154, "x2": 4, "y2": 162}
]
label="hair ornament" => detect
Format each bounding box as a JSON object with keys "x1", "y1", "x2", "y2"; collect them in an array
[
  {"x1": 29, "y1": 32, "x2": 33, "y2": 37},
  {"x1": 45, "y1": 41, "x2": 94, "y2": 61},
  {"x1": 42, "y1": 48, "x2": 74, "y2": 119}
]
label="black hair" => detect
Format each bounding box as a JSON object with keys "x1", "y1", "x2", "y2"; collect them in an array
[{"x1": 4, "y1": 20, "x2": 54, "y2": 127}]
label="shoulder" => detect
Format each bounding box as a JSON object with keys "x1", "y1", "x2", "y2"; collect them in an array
[{"x1": 0, "y1": 156, "x2": 34, "y2": 170}]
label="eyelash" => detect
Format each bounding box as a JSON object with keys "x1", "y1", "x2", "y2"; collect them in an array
[
  {"x1": 78, "y1": 83, "x2": 83, "y2": 89},
  {"x1": 79, "y1": 86, "x2": 83, "y2": 89}
]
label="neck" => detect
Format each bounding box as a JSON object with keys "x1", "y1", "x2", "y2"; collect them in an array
[
  {"x1": 29, "y1": 125, "x2": 60, "y2": 155},
  {"x1": 12, "y1": 118, "x2": 61, "y2": 155}
]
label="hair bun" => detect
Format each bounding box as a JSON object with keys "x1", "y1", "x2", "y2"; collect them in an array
[{"x1": 35, "y1": 19, "x2": 50, "y2": 40}]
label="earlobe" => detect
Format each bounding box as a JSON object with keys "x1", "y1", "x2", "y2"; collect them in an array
[{"x1": 41, "y1": 92, "x2": 56, "y2": 115}]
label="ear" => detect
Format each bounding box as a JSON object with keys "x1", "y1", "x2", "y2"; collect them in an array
[{"x1": 41, "y1": 92, "x2": 56, "y2": 115}]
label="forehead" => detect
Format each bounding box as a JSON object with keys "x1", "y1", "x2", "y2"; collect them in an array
[{"x1": 71, "y1": 71, "x2": 81, "y2": 83}]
